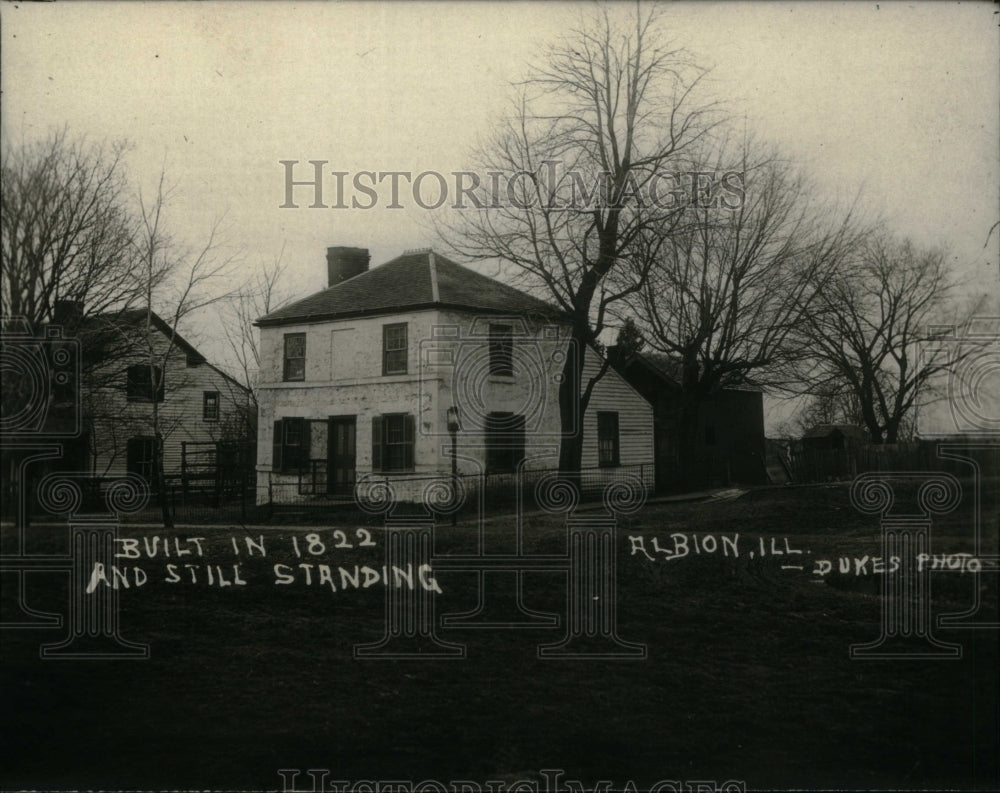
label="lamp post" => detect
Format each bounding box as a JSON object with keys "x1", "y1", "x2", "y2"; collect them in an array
[{"x1": 446, "y1": 406, "x2": 460, "y2": 526}]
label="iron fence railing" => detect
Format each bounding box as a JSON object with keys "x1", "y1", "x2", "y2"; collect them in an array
[
  {"x1": 261, "y1": 463, "x2": 653, "y2": 518},
  {"x1": 18, "y1": 463, "x2": 652, "y2": 525}
]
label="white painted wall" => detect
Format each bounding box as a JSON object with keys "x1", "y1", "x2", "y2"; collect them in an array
[{"x1": 257, "y1": 308, "x2": 654, "y2": 501}]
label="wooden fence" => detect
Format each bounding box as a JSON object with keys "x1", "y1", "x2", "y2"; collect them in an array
[{"x1": 784, "y1": 441, "x2": 974, "y2": 483}]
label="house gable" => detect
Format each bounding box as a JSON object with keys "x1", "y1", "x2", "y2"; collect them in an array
[
  {"x1": 616, "y1": 351, "x2": 766, "y2": 490},
  {"x1": 77, "y1": 308, "x2": 252, "y2": 477}
]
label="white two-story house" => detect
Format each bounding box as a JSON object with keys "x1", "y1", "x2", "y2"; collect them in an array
[{"x1": 254, "y1": 247, "x2": 654, "y2": 504}]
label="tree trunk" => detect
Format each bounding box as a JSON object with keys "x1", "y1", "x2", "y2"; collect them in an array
[
  {"x1": 151, "y1": 401, "x2": 173, "y2": 529},
  {"x1": 155, "y1": 440, "x2": 173, "y2": 529},
  {"x1": 859, "y1": 396, "x2": 884, "y2": 445},
  {"x1": 557, "y1": 323, "x2": 586, "y2": 486},
  {"x1": 676, "y1": 353, "x2": 706, "y2": 491},
  {"x1": 677, "y1": 396, "x2": 701, "y2": 491},
  {"x1": 885, "y1": 419, "x2": 899, "y2": 445}
]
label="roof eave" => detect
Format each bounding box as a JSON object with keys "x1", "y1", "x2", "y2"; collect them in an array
[{"x1": 255, "y1": 301, "x2": 570, "y2": 327}]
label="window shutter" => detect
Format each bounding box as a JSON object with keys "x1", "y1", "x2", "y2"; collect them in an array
[
  {"x1": 403, "y1": 414, "x2": 415, "y2": 470},
  {"x1": 371, "y1": 416, "x2": 383, "y2": 472},
  {"x1": 292, "y1": 418, "x2": 307, "y2": 472},
  {"x1": 272, "y1": 420, "x2": 283, "y2": 472}
]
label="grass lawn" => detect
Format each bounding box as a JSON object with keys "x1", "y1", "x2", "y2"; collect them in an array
[{"x1": 1, "y1": 482, "x2": 997, "y2": 791}]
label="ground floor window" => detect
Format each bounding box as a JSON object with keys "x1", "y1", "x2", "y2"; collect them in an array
[
  {"x1": 485, "y1": 412, "x2": 525, "y2": 473},
  {"x1": 372, "y1": 413, "x2": 415, "y2": 472},
  {"x1": 273, "y1": 417, "x2": 307, "y2": 474},
  {"x1": 598, "y1": 411, "x2": 620, "y2": 467},
  {"x1": 126, "y1": 436, "x2": 159, "y2": 483}
]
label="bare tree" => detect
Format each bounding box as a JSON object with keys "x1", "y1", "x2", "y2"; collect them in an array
[
  {"x1": 1, "y1": 129, "x2": 149, "y2": 450},
  {"x1": 125, "y1": 172, "x2": 238, "y2": 527},
  {"x1": 1, "y1": 130, "x2": 150, "y2": 503},
  {"x1": 222, "y1": 246, "x2": 288, "y2": 401},
  {"x1": 618, "y1": 139, "x2": 865, "y2": 484},
  {"x1": 789, "y1": 388, "x2": 865, "y2": 438},
  {"x1": 441, "y1": 5, "x2": 720, "y2": 474},
  {"x1": 797, "y1": 233, "x2": 974, "y2": 444},
  {"x1": 1, "y1": 129, "x2": 142, "y2": 330},
  {"x1": 1, "y1": 134, "x2": 240, "y2": 525}
]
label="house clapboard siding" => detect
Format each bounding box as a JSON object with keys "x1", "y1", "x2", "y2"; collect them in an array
[
  {"x1": 80, "y1": 310, "x2": 252, "y2": 479},
  {"x1": 580, "y1": 346, "x2": 655, "y2": 476}
]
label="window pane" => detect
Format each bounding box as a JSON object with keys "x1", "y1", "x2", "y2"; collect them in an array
[
  {"x1": 385, "y1": 349, "x2": 407, "y2": 374},
  {"x1": 379, "y1": 413, "x2": 413, "y2": 471},
  {"x1": 284, "y1": 334, "x2": 306, "y2": 381},
  {"x1": 386, "y1": 414, "x2": 405, "y2": 443},
  {"x1": 387, "y1": 445, "x2": 405, "y2": 470},
  {"x1": 383, "y1": 324, "x2": 407, "y2": 374},
  {"x1": 385, "y1": 326, "x2": 406, "y2": 349},
  {"x1": 203, "y1": 391, "x2": 219, "y2": 420},
  {"x1": 598, "y1": 412, "x2": 619, "y2": 466}
]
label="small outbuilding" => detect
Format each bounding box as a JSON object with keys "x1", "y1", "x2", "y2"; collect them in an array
[{"x1": 801, "y1": 423, "x2": 869, "y2": 452}]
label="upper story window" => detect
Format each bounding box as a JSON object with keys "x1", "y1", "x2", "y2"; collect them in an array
[
  {"x1": 202, "y1": 391, "x2": 219, "y2": 421},
  {"x1": 126, "y1": 364, "x2": 164, "y2": 402},
  {"x1": 597, "y1": 411, "x2": 620, "y2": 467},
  {"x1": 283, "y1": 333, "x2": 306, "y2": 381},
  {"x1": 489, "y1": 323, "x2": 514, "y2": 376},
  {"x1": 382, "y1": 323, "x2": 408, "y2": 375}
]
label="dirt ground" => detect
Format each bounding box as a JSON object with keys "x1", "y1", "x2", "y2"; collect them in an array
[{"x1": 2, "y1": 481, "x2": 997, "y2": 791}]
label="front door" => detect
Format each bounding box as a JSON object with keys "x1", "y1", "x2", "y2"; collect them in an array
[{"x1": 327, "y1": 417, "x2": 356, "y2": 497}]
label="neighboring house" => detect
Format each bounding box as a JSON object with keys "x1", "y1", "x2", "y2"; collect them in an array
[
  {"x1": 801, "y1": 423, "x2": 869, "y2": 452},
  {"x1": 616, "y1": 352, "x2": 767, "y2": 492},
  {"x1": 254, "y1": 246, "x2": 655, "y2": 503},
  {"x1": 73, "y1": 306, "x2": 253, "y2": 483}
]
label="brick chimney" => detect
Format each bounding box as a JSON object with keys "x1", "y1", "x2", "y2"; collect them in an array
[{"x1": 326, "y1": 246, "x2": 370, "y2": 287}]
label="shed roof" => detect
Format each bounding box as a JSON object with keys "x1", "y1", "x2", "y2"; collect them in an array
[{"x1": 802, "y1": 423, "x2": 869, "y2": 440}]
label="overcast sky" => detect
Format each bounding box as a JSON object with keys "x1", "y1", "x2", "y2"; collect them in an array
[{"x1": 3, "y1": 1, "x2": 998, "y2": 432}]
